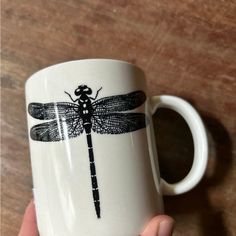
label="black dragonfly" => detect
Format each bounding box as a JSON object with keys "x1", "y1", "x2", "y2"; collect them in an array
[{"x1": 28, "y1": 85, "x2": 148, "y2": 218}]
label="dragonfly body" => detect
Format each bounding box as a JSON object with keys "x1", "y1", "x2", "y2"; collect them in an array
[
  {"x1": 65, "y1": 85, "x2": 101, "y2": 218},
  {"x1": 78, "y1": 94, "x2": 93, "y2": 131},
  {"x1": 28, "y1": 85, "x2": 148, "y2": 218}
]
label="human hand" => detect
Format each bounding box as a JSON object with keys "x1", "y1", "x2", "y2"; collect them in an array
[
  {"x1": 19, "y1": 200, "x2": 174, "y2": 236},
  {"x1": 18, "y1": 200, "x2": 39, "y2": 236},
  {"x1": 141, "y1": 215, "x2": 174, "y2": 236}
]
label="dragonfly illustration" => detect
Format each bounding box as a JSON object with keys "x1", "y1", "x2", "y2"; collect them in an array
[{"x1": 28, "y1": 85, "x2": 148, "y2": 218}]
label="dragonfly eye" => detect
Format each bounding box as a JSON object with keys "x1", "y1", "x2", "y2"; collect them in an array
[
  {"x1": 74, "y1": 89, "x2": 81, "y2": 96},
  {"x1": 86, "y1": 88, "x2": 92, "y2": 95}
]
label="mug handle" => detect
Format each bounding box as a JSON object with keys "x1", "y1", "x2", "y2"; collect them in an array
[{"x1": 150, "y1": 95, "x2": 208, "y2": 195}]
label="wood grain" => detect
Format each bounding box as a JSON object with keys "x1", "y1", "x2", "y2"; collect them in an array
[{"x1": 1, "y1": 0, "x2": 236, "y2": 235}]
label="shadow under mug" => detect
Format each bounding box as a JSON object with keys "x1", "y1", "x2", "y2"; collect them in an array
[{"x1": 25, "y1": 59, "x2": 208, "y2": 236}]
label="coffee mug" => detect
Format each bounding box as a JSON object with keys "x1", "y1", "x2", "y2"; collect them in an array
[{"x1": 25, "y1": 59, "x2": 208, "y2": 236}]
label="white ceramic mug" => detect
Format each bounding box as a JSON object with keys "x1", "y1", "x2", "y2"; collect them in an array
[{"x1": 25, "y1": 59, "x2": 208, "y2": 236}]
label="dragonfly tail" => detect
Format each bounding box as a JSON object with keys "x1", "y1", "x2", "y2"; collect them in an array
[{"x1": 86, "y1": 133, "x2": 101, "y2": 218}]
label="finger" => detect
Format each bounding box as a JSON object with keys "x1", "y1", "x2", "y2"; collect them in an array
[
  {"x1": 18, "y1": 200, "x2": 39, "y2": 236},
  {"x1": 141, "y1": 215, "x2": 175, "y2": 236}
]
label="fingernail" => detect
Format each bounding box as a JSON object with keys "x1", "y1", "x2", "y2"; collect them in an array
[{"x1": 158, "y1": 220, "x2": 174, "y2": 236}]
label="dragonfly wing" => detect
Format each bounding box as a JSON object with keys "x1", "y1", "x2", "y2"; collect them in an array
[
  {"x1": 92, "y1": 91, "x2": 146, "y2": 114},
  {"x1": 28, "y1": 102, "x2": 80, "y2": 120},
  {"x1": 30, "y1": 116, "x2": 84, "y2": 141},
  {"x1": 91, "y1": 113, "x2": 149, "y2": 134}
]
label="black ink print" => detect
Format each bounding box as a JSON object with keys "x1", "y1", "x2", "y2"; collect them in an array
[{"x1": 28, "y1": 85, "x2": 148, "y2": 218}]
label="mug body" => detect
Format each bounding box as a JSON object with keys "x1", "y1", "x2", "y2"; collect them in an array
[{"x1": 25, "y1": 59, "x2": 163, "y2": 236}]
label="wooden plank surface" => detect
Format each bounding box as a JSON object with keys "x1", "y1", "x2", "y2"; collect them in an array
[{"x1": 1, "y1": 0, "x2": 236, "y2": 235}]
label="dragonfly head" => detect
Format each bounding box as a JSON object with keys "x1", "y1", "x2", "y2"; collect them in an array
[{"x1": 75, "y1": 85, "x2": 92, "y2": 96}]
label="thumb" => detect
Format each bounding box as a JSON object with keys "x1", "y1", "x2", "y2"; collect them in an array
[
  {"x1": 18, "y1": 200, "x2": 39, "y2": 236},
  {"x1": 141, "y1": 215, "x2": 174, "y2": 236}
]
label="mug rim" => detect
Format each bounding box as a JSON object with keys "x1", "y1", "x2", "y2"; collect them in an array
[{"x1": 25, "y1": 59, "x2": 144, "y2": 85}]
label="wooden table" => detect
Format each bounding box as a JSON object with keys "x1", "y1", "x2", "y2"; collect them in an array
[{"x1": 2, "y1": 0, "x2": 236, "y2": 235}]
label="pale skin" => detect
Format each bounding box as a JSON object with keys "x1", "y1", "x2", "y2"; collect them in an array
[{"x1": 19, "y1": 200, "x2": 174, "y2": 236}]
